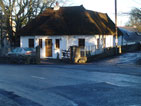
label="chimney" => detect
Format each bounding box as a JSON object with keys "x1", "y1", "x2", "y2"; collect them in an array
[{"x1": 54, "y1": 1, "x2": 60, "y2": 10}]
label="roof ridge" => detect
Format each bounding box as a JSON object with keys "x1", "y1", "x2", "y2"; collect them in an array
[{"x1": 45, "y1": 5, "x2": 85, "y2": 10}]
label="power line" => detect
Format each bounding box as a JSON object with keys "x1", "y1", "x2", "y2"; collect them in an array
[
  {"x1": 131, "y1": 0, "x2": 141, "y2": 5},
  {"x1": 118, "y1": 12, "x2": 130, "y2": 16}
]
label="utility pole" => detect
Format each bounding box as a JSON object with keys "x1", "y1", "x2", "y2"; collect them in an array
[
  {"x1": 115, "y1": 0, "x2": 118, "y2": 47},
  {"x1": 0, "y1": 9, "x2": 2, "y2": 48}
]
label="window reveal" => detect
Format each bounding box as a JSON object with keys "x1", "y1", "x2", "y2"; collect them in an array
[
  {"x1": 78, "y1": 39, "x2": 85, "y2": 48},
  {"x1": 39, "y1": 39, "x2": 42, "y2": 48},
  {"x1": 29, "y1": 39, "x2": 34, "y2": 48},
  {"x1": 55, "y1": 39, "x2": 60, "y2": 49}
]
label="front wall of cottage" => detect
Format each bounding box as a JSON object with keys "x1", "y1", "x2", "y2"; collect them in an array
[
  {"x1": 105, "y1": 35, "x2": 114, "y2": 48},
  {"x1": 20, "y1": 35, "x2": 114, "y2": 59},
  {"x1": 20, "y1": 36, "x2": 67, "y2": 59},
  {"x1": 20, "y1": 36, "x2": 35, "y2": 47}
]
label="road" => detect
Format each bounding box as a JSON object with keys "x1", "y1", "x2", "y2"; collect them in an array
[{"x1": 0, "y1": 52, "x2": 141, "y2": 106}]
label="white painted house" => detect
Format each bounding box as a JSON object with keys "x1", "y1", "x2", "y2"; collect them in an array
[
  {"x1": 118, "y1": 27, "x2": 141, "y2": 45},
  {"x1": 18, "y1": 5, "x2": 118, "y2": 59}
]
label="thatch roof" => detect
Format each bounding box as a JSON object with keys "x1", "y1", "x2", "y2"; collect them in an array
[{"x1": 17, "y1": 5, "x2": 117, "y2": 36}]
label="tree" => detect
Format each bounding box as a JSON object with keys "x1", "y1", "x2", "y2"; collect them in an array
[
  {"x1": 126, "y1": 8, "x2": 141, "y2": 32},
  {"x1": 0, "y1": 0, "x2": 68, "y2": 46}
]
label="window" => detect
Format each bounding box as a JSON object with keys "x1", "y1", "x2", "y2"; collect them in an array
[
  {"x1": 97, "y1": 38, "x2": 99, "y2": 49},
  {"x1": 55, "y1": 39, "x2": 60, "y2": 49},
  {"x1": 78, "y1": 39, "x2": 85, "y2": 48},
  {"x1": 39, "y1": 39, "x2": 42, "y2": 48},
  {"x1": 29, "y1": 39, "x2": 34, "y2": 48},
  {"x1": 103, "y1": 38, "x2": 106, "y2": 48}
]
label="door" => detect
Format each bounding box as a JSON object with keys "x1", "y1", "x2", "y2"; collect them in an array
[{"x1": 45, "y1": 39, "x2": 52, "y2": 57}]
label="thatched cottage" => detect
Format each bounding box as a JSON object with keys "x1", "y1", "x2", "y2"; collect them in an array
[{"x1": 18, "y1": 5, "x2": 117, "y2": 59}]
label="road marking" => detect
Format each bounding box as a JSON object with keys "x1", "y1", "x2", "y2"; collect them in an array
[{"x1": 31, "y1": 76, "x2": 46, "y2": 80}]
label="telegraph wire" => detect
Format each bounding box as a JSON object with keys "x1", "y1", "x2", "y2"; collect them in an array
[{"x1": 130, "y1": 0, "x2": 141, "y2": 5}]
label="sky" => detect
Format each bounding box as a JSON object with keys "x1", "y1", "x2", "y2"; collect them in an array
[{"x1": 69, "y1": 0, "x2": 141, "y2": 26}]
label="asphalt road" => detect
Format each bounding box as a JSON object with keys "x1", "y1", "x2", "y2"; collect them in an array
[{"x1": 0, "y1": 52, "x2": 141, "y2": 106}]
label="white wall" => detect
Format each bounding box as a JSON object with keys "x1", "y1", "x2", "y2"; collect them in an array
[
  {"x1": 35, "y1": 36, "x2": 66, "y2": 59},
  {"x1": 67, "y1": 35, "x2": 97, "y2": 47},
  {"x1": 21, "y1": 35, "x2": 114, "y2": 59},
  {"x1": 20, "y1": 36, "x2": 35, "y2": 47},
  {"x1": 105, "y1": 35, "x2": 114, "y2": 48}
]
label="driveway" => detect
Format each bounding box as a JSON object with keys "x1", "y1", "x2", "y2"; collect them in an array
[{"x1": 0, "y1": 51, "x2": 141, "y2": 106}]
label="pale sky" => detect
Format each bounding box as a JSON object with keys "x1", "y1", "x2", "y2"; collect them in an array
[{"x1": 69, "y1": 0, "x2": 141, "y2": 26}]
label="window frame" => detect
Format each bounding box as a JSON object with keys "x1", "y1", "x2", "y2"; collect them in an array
[
  {"x1": 78, "y1": 39, "x2": 85, "y2": 48},
  {"x1": 55, "y1": 39, "x2": 60, "y2": 49},
  {"x1": 29, "y1": 39, "x2": 34, "y2": 48},
  {"x1": 103, "y1": 38, "x2": 106, "y2": 48},
  {"x1": 97, "y1": 38, "x2": 100, "y2": 49},
  {"x1": 39, "y1": 39, "x2": 42, "y2": 48}
]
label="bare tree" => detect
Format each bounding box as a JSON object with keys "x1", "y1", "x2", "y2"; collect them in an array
[
  {"x1": 126, "y1": 8, "x2": 141, "y2": 32},
  {"x1": 0, "y1": 0, "x2": 67, "y2": 46}
]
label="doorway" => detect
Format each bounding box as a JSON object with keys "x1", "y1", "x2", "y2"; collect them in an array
[{"x1": 45, "y1": 39, "x2": 52, "y2": 57}]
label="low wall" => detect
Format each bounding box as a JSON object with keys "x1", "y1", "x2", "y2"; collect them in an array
[
  {"x1": 0, "y1": 46, "x2": 40, "y2": 64},
  {"x1": 0, "y1": 56, "x2": 9, "y2": 64},
  {"x1": 0, "y1": 49, "x2": 1, "y2": 56},
  {"x1": 0, "y1": 47, "x2": 11, "y2": 56},
  {"x1": 120, "y1": 43, "x2": 141, "y2": 53},
  {"x1": 87, "y1": 47, "x2": 118, "y2": 62},
  {"x1": 87, "y1": 43, "x2": 141, "y2": 62}
]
